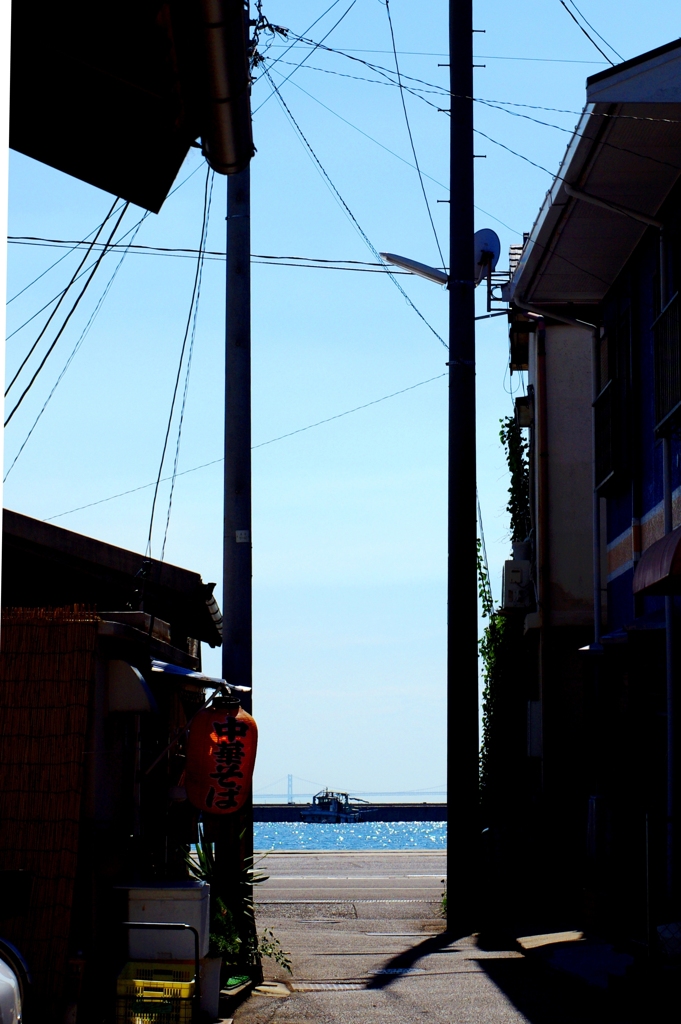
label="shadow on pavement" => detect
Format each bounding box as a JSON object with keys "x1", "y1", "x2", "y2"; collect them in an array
[
  {"x1": 480, "y1": 956, "x2": 641, "y2": 1024},
  {"x1": 363, "y1": 930, "x2": 461, "y2": 990}
]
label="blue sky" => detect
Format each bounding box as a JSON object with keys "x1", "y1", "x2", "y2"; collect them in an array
[{"x1": 4, "y1": 1, "x2": 679, "y2": 799}]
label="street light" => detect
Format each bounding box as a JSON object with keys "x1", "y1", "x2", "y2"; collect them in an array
[{"x1": 380, "y1": 230, "x2": 500, "y2": 289}]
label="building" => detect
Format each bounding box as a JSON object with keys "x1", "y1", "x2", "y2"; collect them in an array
[
  {"x1": 501, "y1": 39, "x2": 681, "y2": 941},
  {"x1": 0, "y1": 511, "x2": 222, "y2": 1015}
]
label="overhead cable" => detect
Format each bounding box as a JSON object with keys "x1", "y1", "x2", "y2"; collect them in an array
[
  {"x1": 265, "y1": 68, "x2": 446, "y2": 348},
  {"x1": 7, "y1": 160, "x2": 205, "y2": 311},
  {"x1": 4, "y1": 202, "x2": 130, "y2": 427},
  {"x1": 384, "y1": 0, "x2": 445, "y2": 269},
  {"x1": 4, "y1": 219, "x2": 146, "y2": 481},
  {"x1": 563, "y1": 0, "x2": 624, "y2": 61},
  {"x1": 253, "y1": 0, "x2": 358, "y2": 114},
  {"x1": 8, "y1": 238, "x2": 417, "y2": 270},
  {"x1": 45, "y1": 372, "x2": 449, "y2": 522},
  {"x1": 268, "y1": 50, "x2": 680, "y2": 124},
  {"x1": 254, "y1": 0, "x2": 344, "y2": 76},
  {"x1": 6, "y1": 199, "x2": 127, "y2": 306},
  {"x1": 5, "y1": 195, "x2": 120, "y2": 395},
  {"x1": 146, "y1": 166, "x2": 213, "y2": 559},
  {"x1": 558, "y1": 0, "x2": 614, "y2": 65},
  {"x1": 269, "y1": 44, "x2": 607, "y2": 64},
  {"x1": 160, "y1": 170, "x2": 215, "y2": 561}
]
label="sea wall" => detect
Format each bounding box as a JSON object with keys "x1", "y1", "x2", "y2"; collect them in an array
[{"x1": 253, "y1": 803, "x2": 447, "y2": 822}]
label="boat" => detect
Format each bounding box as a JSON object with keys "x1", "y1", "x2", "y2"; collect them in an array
[{"x1": 300, "y1": 789, "x2": 367, "y2": 823}]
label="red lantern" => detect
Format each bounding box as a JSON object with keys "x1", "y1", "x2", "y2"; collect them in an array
[{"x1": 185, "y1": 699, "x2": 257, "y2": 814}]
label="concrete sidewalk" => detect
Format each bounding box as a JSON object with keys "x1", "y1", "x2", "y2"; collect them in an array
[{"x1": 231, "y1": 851, "x2": 642, "y2": 1024}]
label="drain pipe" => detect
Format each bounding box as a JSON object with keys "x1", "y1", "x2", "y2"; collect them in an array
[
  {"x1": 659, "y1": 230, "x2": 675, "y2": 905},
  {"x1": 514, "y1": 301, "x2": 601, "y2": 646}
]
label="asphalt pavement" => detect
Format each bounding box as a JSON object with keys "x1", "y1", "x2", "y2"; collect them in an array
[{"x1": 230, "y1": 850, "x2": 645, "y2": 1024}]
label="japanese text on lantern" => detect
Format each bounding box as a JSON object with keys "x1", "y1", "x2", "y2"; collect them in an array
[{"x1": 206, "y1": 717, "x2": 249, "y2": 810}]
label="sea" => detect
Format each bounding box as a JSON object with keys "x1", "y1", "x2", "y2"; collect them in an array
[{"x1": 254, "y1": 821, "x2": 446, "y2": 851}]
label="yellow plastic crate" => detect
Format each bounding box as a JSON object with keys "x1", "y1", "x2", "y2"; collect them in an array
[
  {"x1": 116, "y1": 996, "x2": 193, "y2": 1024},
  {"x1": 116, "y1": 962, "x2": 195, "y2": 1024},
  {"x1": 117, "y1": 961, "x2": 195, "y2": 997}
]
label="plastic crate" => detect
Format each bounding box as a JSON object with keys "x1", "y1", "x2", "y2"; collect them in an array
[
  {"x1": 116, "y1": 994, "x2": 193, "y2": 1024},
  {"x1": 116, "y1": 962, "x2": 195, "y2": 1024}
]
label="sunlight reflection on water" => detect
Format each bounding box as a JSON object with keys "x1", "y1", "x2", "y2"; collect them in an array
[{"x1": 254, "y1": 820, "x2": 446, "y2": 851}]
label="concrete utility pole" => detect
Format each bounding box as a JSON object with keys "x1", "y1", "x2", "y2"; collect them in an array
[
  {"x1": 217, "y1": 164, "x2": 254, "y2": 964},
  {"x1": 447, "y1": 0, "x2": 479, "y2": 933},
  {"x1": 223, "y1": 165, "x2": 252, "y2": 705}
]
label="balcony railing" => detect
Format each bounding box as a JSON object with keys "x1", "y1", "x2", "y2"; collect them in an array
[{"x1": 654, "y1": 292, "x2": 681, "y2": 433}]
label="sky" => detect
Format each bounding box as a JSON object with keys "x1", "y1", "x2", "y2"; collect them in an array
[{"x1": 3, "y1": 1, "x2": 680, "y2": 800}]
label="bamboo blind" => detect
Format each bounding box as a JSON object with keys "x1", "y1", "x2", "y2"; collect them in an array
[{"x1": 0, "y1": 607, "x2": 99, "y2": 1009}]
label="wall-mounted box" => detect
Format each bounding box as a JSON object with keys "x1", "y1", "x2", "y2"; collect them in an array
[{"x1": 502, "y1": 559, "x2": 532, "y2": 610}]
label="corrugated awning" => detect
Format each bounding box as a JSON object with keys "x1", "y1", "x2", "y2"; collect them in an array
[{"x1": 633, "y1": 525, "x2": 681, "y2": 595}]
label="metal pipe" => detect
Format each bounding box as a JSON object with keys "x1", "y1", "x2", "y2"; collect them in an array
[
  {"x1": 199, "y1": 0, "x2": 254, "y2": 175},
  {"x1": 563, "y1": 183, "x2": 663, "y2": 230},
  {"x1": 446, "y1": 0, "x2": 478, "y2": 935},
  {"x1": 659, "y1": 225, "x2": 674, "y2": 906},
  {"x1": 591, "y1": 329, "x2": 603, "y2": 647},
  {"x1": 663, "y1": 436, "x2": 674, "y2": 903}
]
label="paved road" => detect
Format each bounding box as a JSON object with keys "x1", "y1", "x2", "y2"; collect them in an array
[{"x1": 232, "y1": 850, "x2": 640, "y2": 1024}]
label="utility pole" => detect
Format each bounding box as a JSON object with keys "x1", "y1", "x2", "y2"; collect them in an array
[
  {"x1": 223, "y1": 169, "x2": 252, "y2": 702},
  {"x1": 216, "y1": 164, "x2": 254, "y2": 967},
  {"x1": 447, "y1": 0, "x2": 478, "y2": 934}
]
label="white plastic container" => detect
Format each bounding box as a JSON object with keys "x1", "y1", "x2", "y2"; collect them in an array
[{"x1": 121, "y1": 881, "x2": 211, "y2": 960}]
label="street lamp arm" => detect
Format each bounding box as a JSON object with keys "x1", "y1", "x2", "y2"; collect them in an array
[{"x1": 379, "y1": 252, "x2": 449, "y2": 286}]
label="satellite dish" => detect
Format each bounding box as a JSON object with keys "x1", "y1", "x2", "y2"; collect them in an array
[{"x1": 474, "y1": 228, "x2": 501, "y2": 284}]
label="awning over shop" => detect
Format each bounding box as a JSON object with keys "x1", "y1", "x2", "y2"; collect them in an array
[
  {"x1": 633, "y1": 524, "x2": 681, "y2": 595},
  {"x1": 510, "y1": 38, "x2": 681, "y2": 309}
]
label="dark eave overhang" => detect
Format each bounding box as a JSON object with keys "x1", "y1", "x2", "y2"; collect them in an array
[
  {"x1": 510, "y1": 39, "x2": 681, "y2": 310},
  {"x1": 10, "y1": 0, "x2": 253, "y2": 213},
  {"x1": 1, "y1": 509, "x2": 223, "y2": 647}
]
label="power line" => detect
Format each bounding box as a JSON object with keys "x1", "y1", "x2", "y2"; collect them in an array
[
  {"x1": 5, "y1": 203, "x2": 130, "y2": 427},
  {"x1": 268, "y1": 44, "x2": 607, "y2": 64},
  {"x1": 264, "y1": 67, "x2": 447, "y2": 349},
  {"x1": 5, "y1": 196, "x2": 120, "y2": 395},
  {"x1": 253, "y1": 0, "x2": 359, "y2": 114},
  {"x1": 254, "y1": 0, "x2": 345, "y2": 77},
  {"x1": 8, "y1": 238, "x2": 418, "y2": 271},
  {"x1": 563, "y1": 0, "x2": 623, "y2": 62},
  {"x1": 44, "y1": 372, "x2": 449, "y2": 522},
  {"x1": 160, "y1": 170, "x2": 215, "y2": 561},
  {"x1": 7, "y1": 214, "x2": 151, "y2": 342},
  {"x1": 384, "y1": 0, "x2": 445, "y2": 269},
  {"x1": 558, "y1": 0, "x2": 614, "y2": 65},
  {"x1": 264, "y1": 67, "x2": 519, "y2": 233},
  {"x1": 265, "y1": 52, "x2": 681, "y2": 125},
  {"x1": 6, "y1": 160, "x2": 205, "y2": 312},
  {"x1": 251, "y1": 372, "x2": 447, "y2": 450},
  {"x1": 4, "y1": 219, "x2": 146, "y2": 481},
  {"x1": 6, "y1": 200, "x2": 127, "y2": 306},
  {"x1": 146, "y1": 166, "x2": 213, "y2": 559}
]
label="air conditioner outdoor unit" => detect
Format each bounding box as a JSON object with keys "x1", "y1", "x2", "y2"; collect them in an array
[{"x1": 502, "y1": 559, "x2": 532, "y2": 610}]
